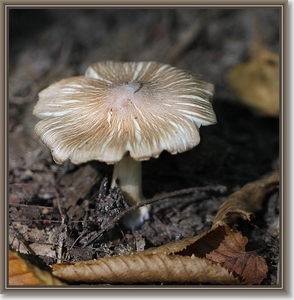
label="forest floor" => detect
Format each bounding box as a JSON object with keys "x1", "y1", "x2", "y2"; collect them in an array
[{"x1": 8, "y1": 8, "x2": 280, "y2": 286}]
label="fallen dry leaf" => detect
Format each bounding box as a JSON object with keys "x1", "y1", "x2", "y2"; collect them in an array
[
  {"x1": 52, "y1": 252, "x2": 239, "y2": 284},
  {"x1": 9, "y1": 250, "x2": 65, "y2": 286},
  {"x1": 52, "y1": 226, "x2": 240, "y2": 284},
  {"x1": 206, "y1": 226, "x2": 268, "y2": 284},
  {"x1": 227, "y1": 41, "x2": 279, "y2": 117},
  {"x1": 212, "y1": 172, "x2": 279, "y2": 229},
  {"x1": 52, "y1": 173, "x2": 278, "y2": 285}
]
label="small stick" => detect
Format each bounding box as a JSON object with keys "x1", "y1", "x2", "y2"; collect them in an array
[
  {"x1": 166, "y1": 10, "x2": 215, "y2": 65},
  {"x1": 56, "y1": 215, "x2": 67, "y2": 264},
  {"x1": 84, "y1": 185, "x2": 226, "y2": 247}
]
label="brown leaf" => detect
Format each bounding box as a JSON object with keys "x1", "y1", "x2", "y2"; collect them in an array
[
  {"x1": 52, "y1": 253, "x2": 239, "y2": 284},
  {"x1": 227, "y1": 41, "x2": 279, "y2": 117},
  {"x1": 52, "y1": 173, "x2": 278, "y2": 285},
  {"x1": 9, "y1": 250, "x2": 65, "y2": 286},
  {"x1": 212, "y1": 172, "x2": 279, "y2": 229},
  {"x1": 52, "y1": 228, "x2": 240, "y2": 284},
  {"x1": 206, "y1": 226, "x2": 268, "y2": 284}
]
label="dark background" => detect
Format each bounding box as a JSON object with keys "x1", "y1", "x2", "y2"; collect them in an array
[{"x1": 8, "y1": 8, "x2": 280, "y2": 285}]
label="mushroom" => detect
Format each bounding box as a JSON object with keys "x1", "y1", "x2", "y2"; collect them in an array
[{"x1": 33, "y1": 61, "x2": 217, "y2": 229}]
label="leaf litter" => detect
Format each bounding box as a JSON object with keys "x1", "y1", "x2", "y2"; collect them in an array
[
  {"x1": 8, "y1": 9, "x2": 280, "y2": 286},
  {"x1": 51, "y1": 172, "x2": 279, "y2": 285}
]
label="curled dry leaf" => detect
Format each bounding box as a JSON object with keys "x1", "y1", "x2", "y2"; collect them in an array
[
  {"x1": 227, "y1": 41, "x2": 279, "y2": 117},
  {"x1": 52, "y1": 253, "x2": 238, "y2": 284},
  {"x1": 52, "y1": 227, "x2": 240, "y2": 285},
  {"x1": 52, "y1": 172, "x2": 277, "y2": 285},
  {"x1": 9, "y1": 250, "x2": 65, "y2": 286},
  {"x1": 206, "y1": 225, "x2": 268, "y2": 284},
  {"x1": 212, "y1": 172, "x2": 279, "y2": 229}
]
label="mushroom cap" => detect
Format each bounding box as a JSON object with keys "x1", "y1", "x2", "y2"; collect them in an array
[{"x1": 33, "y1": 61, "x2": 217, "y2": 164}]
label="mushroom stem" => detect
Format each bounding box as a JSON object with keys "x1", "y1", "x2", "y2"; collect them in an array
[
  {"x1": 111, "y1": 156, "x2": 144, "y2": 206},
  {"x1": 111, "y1": 156, "x2": 149, "y2": 229}
]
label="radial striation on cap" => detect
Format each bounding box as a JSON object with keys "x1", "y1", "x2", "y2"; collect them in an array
[{"x1": 33, "y1": 61, "x2": 217, "y2": 164}]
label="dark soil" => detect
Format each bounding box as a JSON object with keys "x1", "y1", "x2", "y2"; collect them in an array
[{"x1": 8, "y1": 8, "x2": 280, "y2": 285}]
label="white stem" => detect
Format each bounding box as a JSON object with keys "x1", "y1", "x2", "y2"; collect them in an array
[{"x1": 111, "y1": 156, "x2": 144, "y2": 206}]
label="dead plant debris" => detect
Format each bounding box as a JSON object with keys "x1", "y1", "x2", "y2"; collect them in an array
[
  {"x1": 9, "y1": 250, "x2": 65, "y2": 286},
  {"x1": 50, "y1": 173, "x2": 278, "y2": 285},
  {"x1": 206, "y1": 226, "x2": 268, "y2": 284},
  {"x1": 8, "y1": 9, "x2": 280, "y2": 286}
]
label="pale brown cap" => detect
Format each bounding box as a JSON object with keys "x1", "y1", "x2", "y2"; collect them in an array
[{"x1": 33, "y1": 61, "x2": 216, "y2": 164}]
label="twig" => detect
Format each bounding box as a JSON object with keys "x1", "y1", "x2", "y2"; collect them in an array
[
  {"x1": 9, "y1": 224, "x2": 37, "y2": 257},
  {"x1": 166, "y1": 10, "x2": 215, "y2": 65},
  {"x1": 70, "y1": 230, "x2": 89, "y2": 251},
  {"x1": 84, "y1": 185, "x2": 226, "y2": 247},
  {"x1": 56, "y1": 215, "x2": 67, "y2": 264}
]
